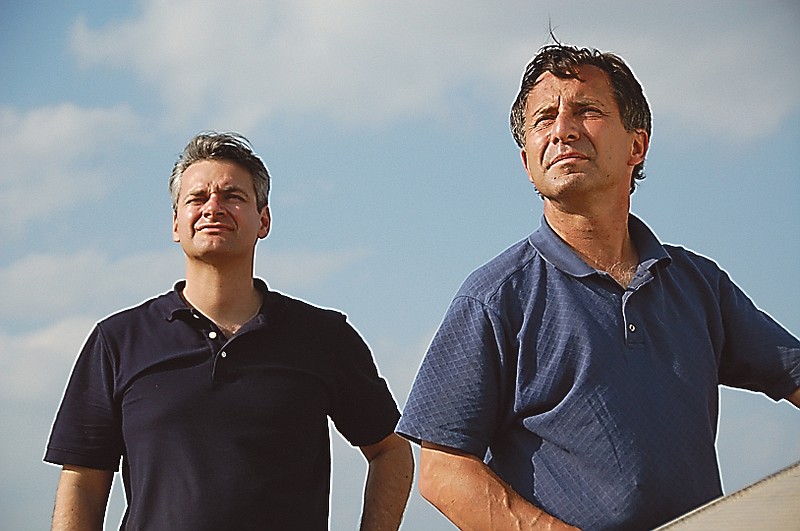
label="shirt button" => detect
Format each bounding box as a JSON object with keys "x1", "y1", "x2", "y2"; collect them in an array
[
  {"x1": 221, "y1": 351, "x2": 227, "y2": 358},
  {"x1": 628, "y1": 323, "x2": 636, "y2": 332},
  {"x1": 208, "y1": 331, "x2": 217, "y2": 339}
]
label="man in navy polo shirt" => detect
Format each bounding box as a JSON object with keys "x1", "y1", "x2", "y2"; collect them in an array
[
  {"x1": 397, "y1": 43, "x2": 800, "y2": 530},
  {"x1": 45, "y1": 132, "x2": 413, "y2": 530}
]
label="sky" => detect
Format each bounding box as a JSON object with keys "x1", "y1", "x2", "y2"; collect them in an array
[{"x1": 1, "y1": 1, "x2": 799, "y2": 529}]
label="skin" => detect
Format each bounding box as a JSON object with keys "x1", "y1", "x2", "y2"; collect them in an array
[
  {"x1": 359, "y1": 434, "x2": 415, "y2": 531},
  {"x1": 788, "y1": 387, "x2": 800, "y2": 408},
  {"x1": 51, "y1": 466, "x2": 113, "y2": 531},
  {"x1": 418, "y1": 64, "x2": 800, "y2": 529},
  {"x1": 419, "y1": 443, "x2": 579, "y2": 531},
  {"x1": 520, "y1": 65, "x2": 648, "y2": 287},
  {"x1": 52, "y1": 159, "x2": 414, "y2": 529},
  {"x1": 171, "y1": 159, "x2": 270, "y2": 337}
]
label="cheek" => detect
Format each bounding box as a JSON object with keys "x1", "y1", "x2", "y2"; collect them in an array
[
  {"x1": 529, "y1": 132, "x2": 550, "y2": 158},
  {"x1": 176, "y1": 210, "x2": 198, "y2": 230}
]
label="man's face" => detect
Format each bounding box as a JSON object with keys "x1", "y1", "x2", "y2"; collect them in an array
[
  {"x1": 172, "y1": 160, "x2": 270, "y2": 263},
  {"x1": 520, "y1": 65, "x2": 648, "y2": 207}
]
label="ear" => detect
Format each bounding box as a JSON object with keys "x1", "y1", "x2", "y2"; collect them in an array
[
  {"x1": 520, "y1": 147, "x2": 535, "y2": 185},
  {"x1": 172, "y1": 212, "x2": 180, "y2": 243},
  {"x1": 258, "y1": 206, "x2": 271, "y2": 239},
  {"x1": 628, "y1": 129, "x2": 649, "y2": 166}
]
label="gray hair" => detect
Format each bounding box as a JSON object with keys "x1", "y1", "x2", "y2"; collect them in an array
[{"x1": 169, "y1": 132, "x2": 271, "y2": 212}]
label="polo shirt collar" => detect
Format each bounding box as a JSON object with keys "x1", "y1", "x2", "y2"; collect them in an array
[
  {"x1": 160, "y1": 278, "x2": 274, "y2": 321},
  {"x1": 528, "y1": 214, "x2": 671, "y2": 278}
]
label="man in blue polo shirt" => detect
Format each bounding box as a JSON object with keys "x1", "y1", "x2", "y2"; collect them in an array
[
  {"x1": 397, "y1": 43, "x2": 800, "y2": 530},
  {"x1": 45, "y1": 132, "x2": 413, "y2": 530}
]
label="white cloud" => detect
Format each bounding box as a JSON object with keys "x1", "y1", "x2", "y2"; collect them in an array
[
  {"x1": 68, "y1": 0, "x2": 799, "y2": 141},
  {"x1": 0, "y1": 246, "x2": 368, "y2": 330},
  {"x1": 0, "y1": 249, "x2": 182, "y2": 329},
  {"x1": 0, "y1": 317, "x2": 96, "y2": 403},
  {"x1": 0, "y1": 104, "x2": 141, "y2": 236},
  {"x1": 68, "y1": 0, "x2": 528, "y2": 132},
  {"x1": 255, "y1": 247, "x2": 368, "y2": 291},
  {"x1": 616, "y1": 5, "x2": 800, "y2": 142}
]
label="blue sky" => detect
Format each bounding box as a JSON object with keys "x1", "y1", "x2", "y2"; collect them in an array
[{"x1": 2, "y1": 1, "x2": 799, "y2": 529}]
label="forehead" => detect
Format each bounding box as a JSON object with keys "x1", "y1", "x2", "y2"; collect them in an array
[
  {"x1": 526, "y1": 65, "x2": 617, "y2": 110},
  {"x1": 180, "y1": 160, "x2": 255, "y2": 194}
]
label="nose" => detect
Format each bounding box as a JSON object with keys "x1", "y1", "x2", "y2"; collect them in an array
[
  {"x1": 202, "y1": 193, "x2": 225, "y2": 217},
  {"x1": 550, "y1": 111, "x2": 580, "y2": 144}
]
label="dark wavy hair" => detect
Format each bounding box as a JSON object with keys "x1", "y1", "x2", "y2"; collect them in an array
[
  {"x1": 510, "y1": 44, "x2": 652, "y2": 193},
  {"x1": 169, "y1": 131, "x2": 271, "y2": 212}
]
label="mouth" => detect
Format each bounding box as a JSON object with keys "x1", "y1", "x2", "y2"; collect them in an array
[
  {"x1": 547, "y1": 152, "x2": 589, "y2": 168},
  {"x1": 195, "y1": 223, "x2": 234, "y2": 233}
]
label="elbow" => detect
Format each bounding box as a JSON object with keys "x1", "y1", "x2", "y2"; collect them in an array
[
  {"x1": 418, "y1": 446, "x2": 446, "y2": 506},
  {"x1": 391, "y1": 436, "x2": 415, "y2": 483}
]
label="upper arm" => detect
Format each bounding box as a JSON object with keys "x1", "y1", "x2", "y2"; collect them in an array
[
  {"x1": 328, "y1": 318, "x2": 401, "y2": 446},
  {"x1": 46, "y1": 325, "x2": 123, "y2": 470},
  {"x1": 418, "y1": 441, "x2": 485, "y2": 502},
  {"x1": 786, "y1": 387, "x2": 800, "y2": 408},
  {"x1": 359, "y1": 433, "x2": 411, "y2": 463},
  {"x1": 52, "y1": 465, "x2": 114, "y2": 530},
  {"x1": 715, "y1": 270, "x2": 800, "y2": 400},
  {"x1": 397, "y1": 296, "x2": 506, "y2": 456},
  {"x1": 58, "y1": 464, "x2": 114, "y2": 495}
]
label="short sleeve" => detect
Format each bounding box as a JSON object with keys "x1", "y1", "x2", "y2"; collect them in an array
[
  {"x1": 44, "y1": 324, "x2": 123, "y2": 471},
  {"x1": 717, "y1": 272, "x2": 800, "y2": 400},
  {"x1": 397, "y1": 295, "x2": 506, "y2": 458},
  {"x1": 328, "y1": 317, "x2": 400, "y2": 447}
]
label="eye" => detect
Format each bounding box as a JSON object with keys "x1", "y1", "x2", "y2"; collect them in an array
[
  {"x1": 532, "y1": 113, "x2": 555, "y2": 129},
  {"x1": 579, "y1": 107, "x2": 604, "y2": 118},
  {"x1": 226, "y1": 192, "x2": 247, "y2": 202}
]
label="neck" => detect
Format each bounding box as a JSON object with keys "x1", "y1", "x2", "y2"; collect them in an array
[
  {"x1": 181, "y1": 258, "x2": 262, "y2": 337},
  {"x1": 543, "y1": 200, "x2": 638, "y2": 287}
]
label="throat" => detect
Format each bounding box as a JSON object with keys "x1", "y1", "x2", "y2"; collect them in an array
[
  {"x1": 570, "y1": 247, "x2": 639, "y2": 288},
  {"x1": 214, "y1": 308, "x2": 261, "y2": 339},
  {"x1": 604, "y1": 261, "x2": 638, "y2": 288}
]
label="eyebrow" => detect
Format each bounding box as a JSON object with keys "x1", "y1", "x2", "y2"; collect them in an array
[
  {"x1": 182, "y1": 184, "x2": 253, "y2": 200},
  {"x1": 186, "y1": 184, "x2": 249, "y2": 194},
  {"x1": 529, "y1": 97, "x2": 609, "y2": 118},
  {"x1": 572, "y1": 97, "x2": 607, "y2": 108}
]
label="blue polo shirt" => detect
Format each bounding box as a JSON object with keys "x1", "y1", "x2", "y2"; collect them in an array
[
  {"x1": 397, "y1": 215, "x2": 800, "y2": 530},
  {"x1": 45, "y1": 280, "x2": 400, "y2": 530}
]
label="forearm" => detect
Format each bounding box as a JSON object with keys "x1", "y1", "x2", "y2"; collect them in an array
[
  {"x1": 52, "y1": 465, "x2": 113, "y2": 531},
  {"x1": 419, "y1": 444, "x2": 579, "y2": 531},
  {"x1": 360, "y1": 434, "x2": 414, "y2": 531}
]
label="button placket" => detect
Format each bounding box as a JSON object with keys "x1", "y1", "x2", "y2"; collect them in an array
[{"x1": 621, "y1": 289, "x2": 643, "y2": 348}]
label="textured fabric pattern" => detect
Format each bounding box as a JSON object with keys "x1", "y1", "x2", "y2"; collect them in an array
[
  {"x1": 46, "y1": 280, "x2": 400, "y2": 530},
  {"x1": 398, "y1": 215, "x2": 800, "y2": 531}
]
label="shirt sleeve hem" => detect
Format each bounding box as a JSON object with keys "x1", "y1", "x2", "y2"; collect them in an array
[
  {"x1": 395, "y1": 424, "x2": 488, "y2": 459},
  {"x1": 43, "y1": 447, "x2": 120, "y2": 472}
]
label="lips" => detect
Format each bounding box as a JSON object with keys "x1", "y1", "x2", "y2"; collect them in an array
[
  {"x1": 195, "y1": 223, "x2": 234, "y2": 233},
  {"x1": 547, "y1": 151, "x2": 589, "y2": 168}
]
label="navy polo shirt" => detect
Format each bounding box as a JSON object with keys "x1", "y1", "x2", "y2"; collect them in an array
[
  {"x1": 397, "y1": 215, "x2": 800, "y2": 531},
  {"x1": 46, "y1": 280, "x2": 400, "y2": 530}
]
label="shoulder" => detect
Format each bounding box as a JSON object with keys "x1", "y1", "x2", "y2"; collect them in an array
[
  {"x1": 265, "y1": 290, "x2": 349, "y2": 330},
  {"x1": 662, "y1": 244, "x2": 729, "y2": 282},
  {"x1": 457, "y1": 236, "x2": 544, "y2": 306},
  {"x1": 97, "y1": 290, "x2": 176, "y2": 333}
]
